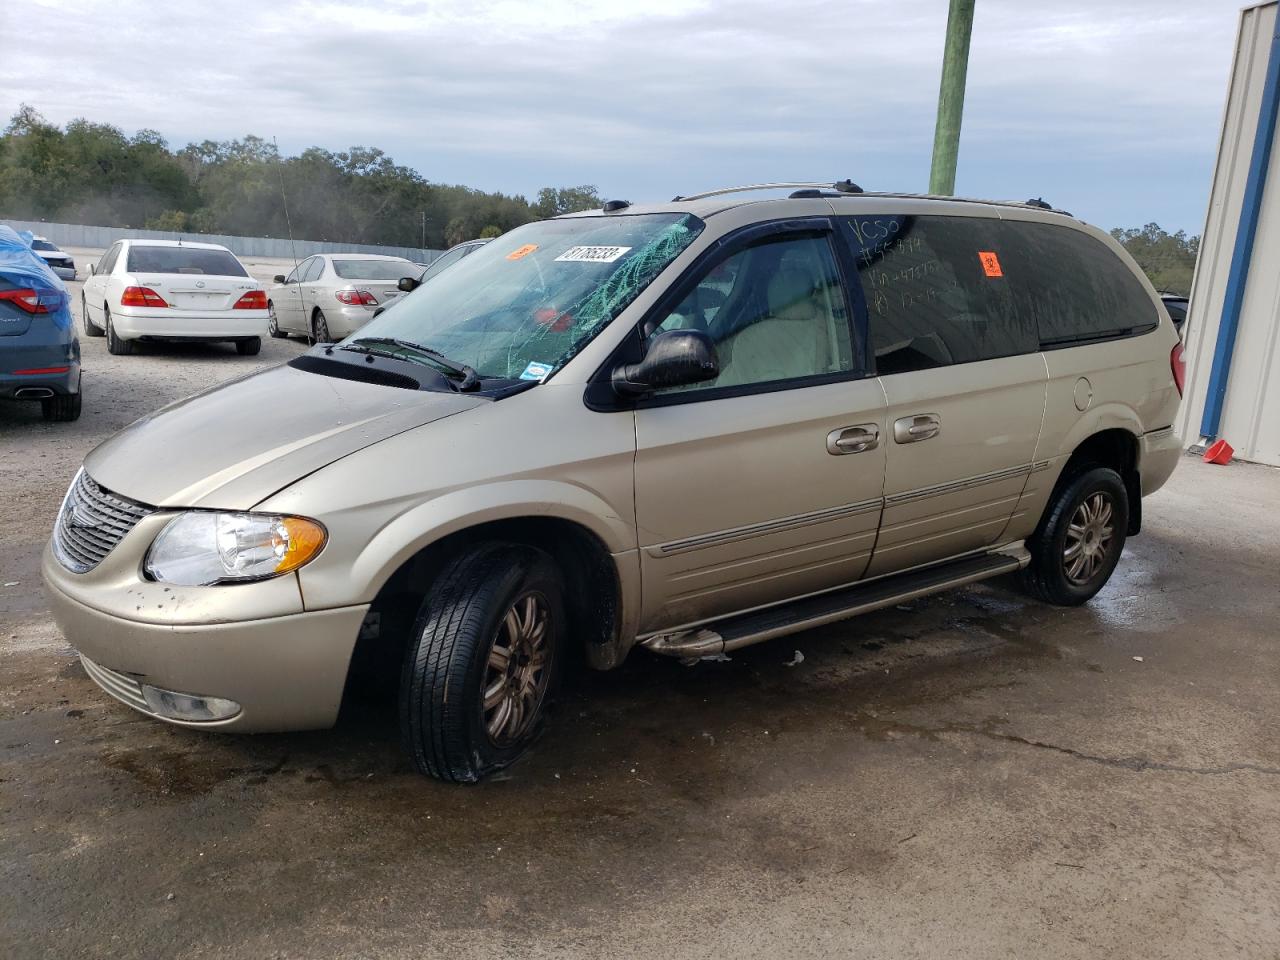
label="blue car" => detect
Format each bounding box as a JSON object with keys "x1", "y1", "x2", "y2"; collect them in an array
[{"x1": 0, "y1": 225, "x2": 81, "y2": 421}]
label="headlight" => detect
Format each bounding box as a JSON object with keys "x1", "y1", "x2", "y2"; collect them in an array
[{"x1": 144, "y1": 512, "x2": 326, "y2": 586}]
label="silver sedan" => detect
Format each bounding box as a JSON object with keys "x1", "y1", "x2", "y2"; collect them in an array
[{"x1": 267, "y1": 253, "x2": 421, "y2": 343}]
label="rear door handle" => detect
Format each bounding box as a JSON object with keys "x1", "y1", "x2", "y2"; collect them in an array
[
  {"x1": 893, "y1": 413, "x2": 941, "y2": 444},
  {"x1": 827, "y1": 424, "x2": 880, "y2": 456}
]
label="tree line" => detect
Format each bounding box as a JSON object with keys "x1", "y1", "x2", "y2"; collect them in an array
[
  {"x1": 2, "y1": 105, "x2": 1201, "y2": 289},
  {"x1": 0, "y1": 105, "x2": 602, "y2": 249}
]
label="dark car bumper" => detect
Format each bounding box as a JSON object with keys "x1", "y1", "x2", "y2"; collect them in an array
[{"x1": 0, "y1": 328, "x2": 81, "y2": 401}]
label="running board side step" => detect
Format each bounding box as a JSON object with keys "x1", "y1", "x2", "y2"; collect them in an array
[{"x1": 641, "y1": 547, "x2": 1030, "y2": 658}]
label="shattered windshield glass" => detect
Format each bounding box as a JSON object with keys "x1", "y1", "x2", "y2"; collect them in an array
[{"x1": 344, "y1": 214, "x2": 703, "y2": 381}]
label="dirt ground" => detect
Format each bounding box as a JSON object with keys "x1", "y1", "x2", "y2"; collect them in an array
[{"x1": 2, "y1": 258, "x2": 1279, "y2": 958}]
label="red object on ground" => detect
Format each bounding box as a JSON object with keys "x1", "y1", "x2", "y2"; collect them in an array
[{"x1": 1203, "y1": 439, "x2": 1234, "y2": 464}]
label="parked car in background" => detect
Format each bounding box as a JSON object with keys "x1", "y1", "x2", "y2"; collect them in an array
[
  {"x1": 80, "y1": 240, "x2": 267, "y2": 356},
  {"x1": 1160, "y1": 294, "x2": 1188, "y2": 335},
  {"x1": 44, "y1": 185, "x2": 1184, "y2": 782},
  {"x1": 414, "y1": 239, "x2": 489, "y2": 287},
  {"x1": 267, "y1": 253, "x2": 421, "y2": 344},
  {"x1": 0, "y1": 226, "x2": 80, "y2": 421},
  {"x1": 30, "y1": 236, "x2": 77, "y2": 281}
]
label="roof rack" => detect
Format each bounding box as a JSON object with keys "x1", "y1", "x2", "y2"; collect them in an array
[{"x1": 672, "y1": 180, "x2": 863, "y2": 202}]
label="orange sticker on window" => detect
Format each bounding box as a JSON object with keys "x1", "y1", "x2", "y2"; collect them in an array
[
  {"x1": 979, "y1": 251, "x2": 1003, "y2": 277},
  {"x1": 506, "y1": 244, "x2": 538, "y2": 261}
]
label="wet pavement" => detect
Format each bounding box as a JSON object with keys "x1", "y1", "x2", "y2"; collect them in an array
[{"x1": 2, "y1": 304, "x2": 1279, "y2": 957}]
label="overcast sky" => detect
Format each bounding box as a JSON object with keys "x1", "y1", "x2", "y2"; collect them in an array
[{"x1": 2, "y1": 0, "x2": 1243, "y2": 233}]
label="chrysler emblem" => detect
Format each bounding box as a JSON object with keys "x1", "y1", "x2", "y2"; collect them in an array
[{"x1": 67, "y1": 503, "x2": 102, "y2": 531}]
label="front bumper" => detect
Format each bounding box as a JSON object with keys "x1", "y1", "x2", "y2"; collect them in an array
[
  {"x1": 43, "y1": 544, "x2": 368, "y2": 732},
  {"x1": 112, "y1": 308, "x2": 269, "y2": 341}
]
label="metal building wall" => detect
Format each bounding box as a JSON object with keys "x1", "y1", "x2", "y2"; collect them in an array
[{"x1": 1179, "y1": 2, "x2": 1280, "y2": 466}]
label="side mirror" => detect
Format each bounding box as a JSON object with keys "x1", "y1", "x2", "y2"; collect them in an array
[
  {"x1": 397, "y1": 276, "x2": 419, "y2": 293},
  {"x1": 612, "y1": 330, "x2": 719, "y2": 397},
  {"x1": 273, "y1": 274, "x2": 287, "y2": 284}
]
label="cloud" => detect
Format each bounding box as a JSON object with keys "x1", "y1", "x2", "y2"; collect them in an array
[{"x1": 0, "y1": 0, "x2": 1241, "y2": 230}]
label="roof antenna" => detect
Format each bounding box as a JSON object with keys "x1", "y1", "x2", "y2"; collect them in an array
[{"x1": 273, "y1": 136, "x2": 301, "y2": 278}]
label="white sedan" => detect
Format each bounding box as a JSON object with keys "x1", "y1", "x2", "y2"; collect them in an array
[
  {"x1": 266, "y1": 253, "x2": 421, "y2": 343},
  {"x1": 80, "y1": 240, "x2": 268, "y2": 356}
]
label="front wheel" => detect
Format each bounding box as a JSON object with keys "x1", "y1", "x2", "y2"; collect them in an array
[
  {"x1": 1019, "y1": 466, "x2": 1129, "y2": 606},
  {"x1": 399, "y1": 543, "x2": 563, "y2": 782},
  {"x1": 81, "y1": 295, "x2": 104, "y2": 337},
  {"x1": 267, "y1": 302, "x2": 287, "y2": 339}
]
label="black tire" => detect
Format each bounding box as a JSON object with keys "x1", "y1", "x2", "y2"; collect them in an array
[
  {"x1": 235, "y1": 337, "x2": 262, "y2": 356},
  {"x1": 104, "y1": 308, "x2": 133, "y2": 355},
  {"x1": 399, "y1": 543, "x2": 563, "y2": 783},
  {"x1": 41, "y1": 389, "x2": 82, "y2": 422},
  {"x1": 1019, "y1": 466, "x2": 1129, "y2": 606},
  {"x1": 81, "y1": 295, "x2": 104, "y2": 337},
  {"x1": 267, "y1": 302, "x2": 287, "y2": 339},
  {"x1": 311, "y1": 309, "x2": 332, "y2": 345}
]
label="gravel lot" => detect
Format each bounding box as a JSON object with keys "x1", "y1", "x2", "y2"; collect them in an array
[{"x1": 2, "y1": 251, "x2": 1279, "y2": 958}]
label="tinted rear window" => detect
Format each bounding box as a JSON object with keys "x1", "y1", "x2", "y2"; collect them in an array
[
  {"x1": 332, "y1": 259, "x2": 417, "y2": 280},
  {"x1": 126, "y1": 246, "x2": 248, "y2": 277},
  {"x1": 844, "y1": 215, "x2": 1039, "y2": 374},
  {"x1": 997, "y1": 220, "x2": 1158, "y2": 347}
]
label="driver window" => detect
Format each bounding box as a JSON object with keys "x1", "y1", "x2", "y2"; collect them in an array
[
  {"x1": 651, "y1": 234, "x2": 854, "y2": 392},
  {"x1": 283, "y1": 263, "x2": 301, "y2": 284}
]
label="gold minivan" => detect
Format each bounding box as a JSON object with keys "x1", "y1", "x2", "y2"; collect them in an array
[{"x1": 44, "y1": 184, "x2": 1185, "y2": 782}]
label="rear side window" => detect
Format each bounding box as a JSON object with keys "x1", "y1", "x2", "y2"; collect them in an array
[
  {"x1": 997, "y1": 219, "x2": 1158, "y2": 347},
  {"x1": 843, "y1": 215, "x2": 1038, "y2": 374},
  {"x1": 332, "y1": 259, "x2": 417, "y2": 280},
  {"x1": 126, "y1": 246, "x2": 248, "y2": 277}
]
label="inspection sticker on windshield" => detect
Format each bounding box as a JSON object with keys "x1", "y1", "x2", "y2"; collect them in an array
[
  {"x1": 506, "y1": 244, "x2": 539, "y2": 261},
  {"x1": 555, "y1": 245, "x2": 632, "y2": 263},
  {"x1": 520, "y1": 361, "x2": 553, "y2": 381}
]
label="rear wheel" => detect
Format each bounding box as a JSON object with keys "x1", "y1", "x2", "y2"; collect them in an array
[
  {"x1": 399, "y1": 543, "x2": 563, "y2": 782},
  {"x1": 310, "y1": 310, "x2": 332, "y2": 345},
  {"x1": 1020, "y1": 466, "x2": 1128, "y2": 606},
  {"x1": 104, "y1": 308, "x2": 133, "y2": 356},
  {"x1": 235, "y1": 337, "x2": 262, "y2": 356},
  {"x1": 81, "y1": 295, "x2": 104, "y2": 337},
  {"x1": 267, "y1": 302, "x2": 287, "y2": 339},
  {"x1": 41, "y1": 388, "x2": 81, "y2": 422}
]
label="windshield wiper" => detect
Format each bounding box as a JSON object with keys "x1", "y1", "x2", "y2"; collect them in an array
[{"x1": 342, "y1": 337, "x2": 480, "y2": 391}]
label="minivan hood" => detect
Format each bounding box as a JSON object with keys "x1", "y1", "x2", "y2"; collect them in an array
[{"x1": 84, "y1": 364, "x2": 485, "y2": 509}]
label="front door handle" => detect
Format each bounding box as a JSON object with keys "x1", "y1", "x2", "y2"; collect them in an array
[
  {"x1": 893, "y1": 413, "x2": 941, "y2": 444},
  {"x1": 827, "y1": 424, "x2": 880, "y2": 456}
]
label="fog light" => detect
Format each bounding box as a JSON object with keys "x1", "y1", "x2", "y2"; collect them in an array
[{"x1": 141, "y1": 684, "x2": 241, "y2": 722}]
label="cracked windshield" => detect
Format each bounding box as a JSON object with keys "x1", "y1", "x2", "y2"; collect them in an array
[{"x1": 349, "y1": 213, "x2": 703, "y2": 381}]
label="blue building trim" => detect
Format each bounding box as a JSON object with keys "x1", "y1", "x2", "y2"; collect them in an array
[{"x1": 1201, "y1": 12, "x2": 1280, "y2": 440}]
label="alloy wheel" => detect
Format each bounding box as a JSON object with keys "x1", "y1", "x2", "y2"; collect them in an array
[
  {"x1": 1063, "y1": 491, "x2": 1115, "y2": 584},
  {"x1": 481, "y1": 591, "x2": 552, "y2": 746}
]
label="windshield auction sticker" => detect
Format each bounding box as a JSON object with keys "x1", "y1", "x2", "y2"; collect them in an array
[
  {"x1": 555, "y1": 246, "x2": 632, "y2": 263},
  {"x1": 978, "y1": 251, "x2": 1004, "y2": 277},
  {"x1": 520, "y1": 361, "x2": 553, "y2": 381},
  {"x1": 506, "y1": 244, "x2": 539, "y2": 261}
]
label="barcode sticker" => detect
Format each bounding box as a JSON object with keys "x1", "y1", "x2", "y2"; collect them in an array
[{"x1": 555, "y1": 246, "x2": 632, "y2": 263}]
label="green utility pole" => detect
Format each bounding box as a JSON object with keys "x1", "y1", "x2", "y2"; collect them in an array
[{"x1": 929, "y1": 0, "x2": 976, "y2": 196}]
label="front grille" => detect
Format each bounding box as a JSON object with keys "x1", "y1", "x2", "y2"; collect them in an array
[
  {"x1": 80, "y1": 655, "x2": 152, "y2": 714},
  {"x1": 53, "y1": 470, "x2": 155, "y2": 573}
]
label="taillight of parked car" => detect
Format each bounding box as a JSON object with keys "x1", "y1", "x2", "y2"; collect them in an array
[
  {"x1": 0, "y1": 288, "x2": 55, "y2": 314},
  {"x1": 335, "y1": 289, "x2": 378, "y2": 306},
  {"x1": 1171, "y1": 342, "x2": 1186, "y2": 397},
  {"x1": 121, "y1": 286, "x2": 169, "y2": 308},
  {"x1": 233, "y1": 290, "x2": 268, "y2": 310}
]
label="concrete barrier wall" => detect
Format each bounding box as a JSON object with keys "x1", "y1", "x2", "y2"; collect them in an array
[{"x1": 1, "y1": 217, "x2": 442, "y2": 263}]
